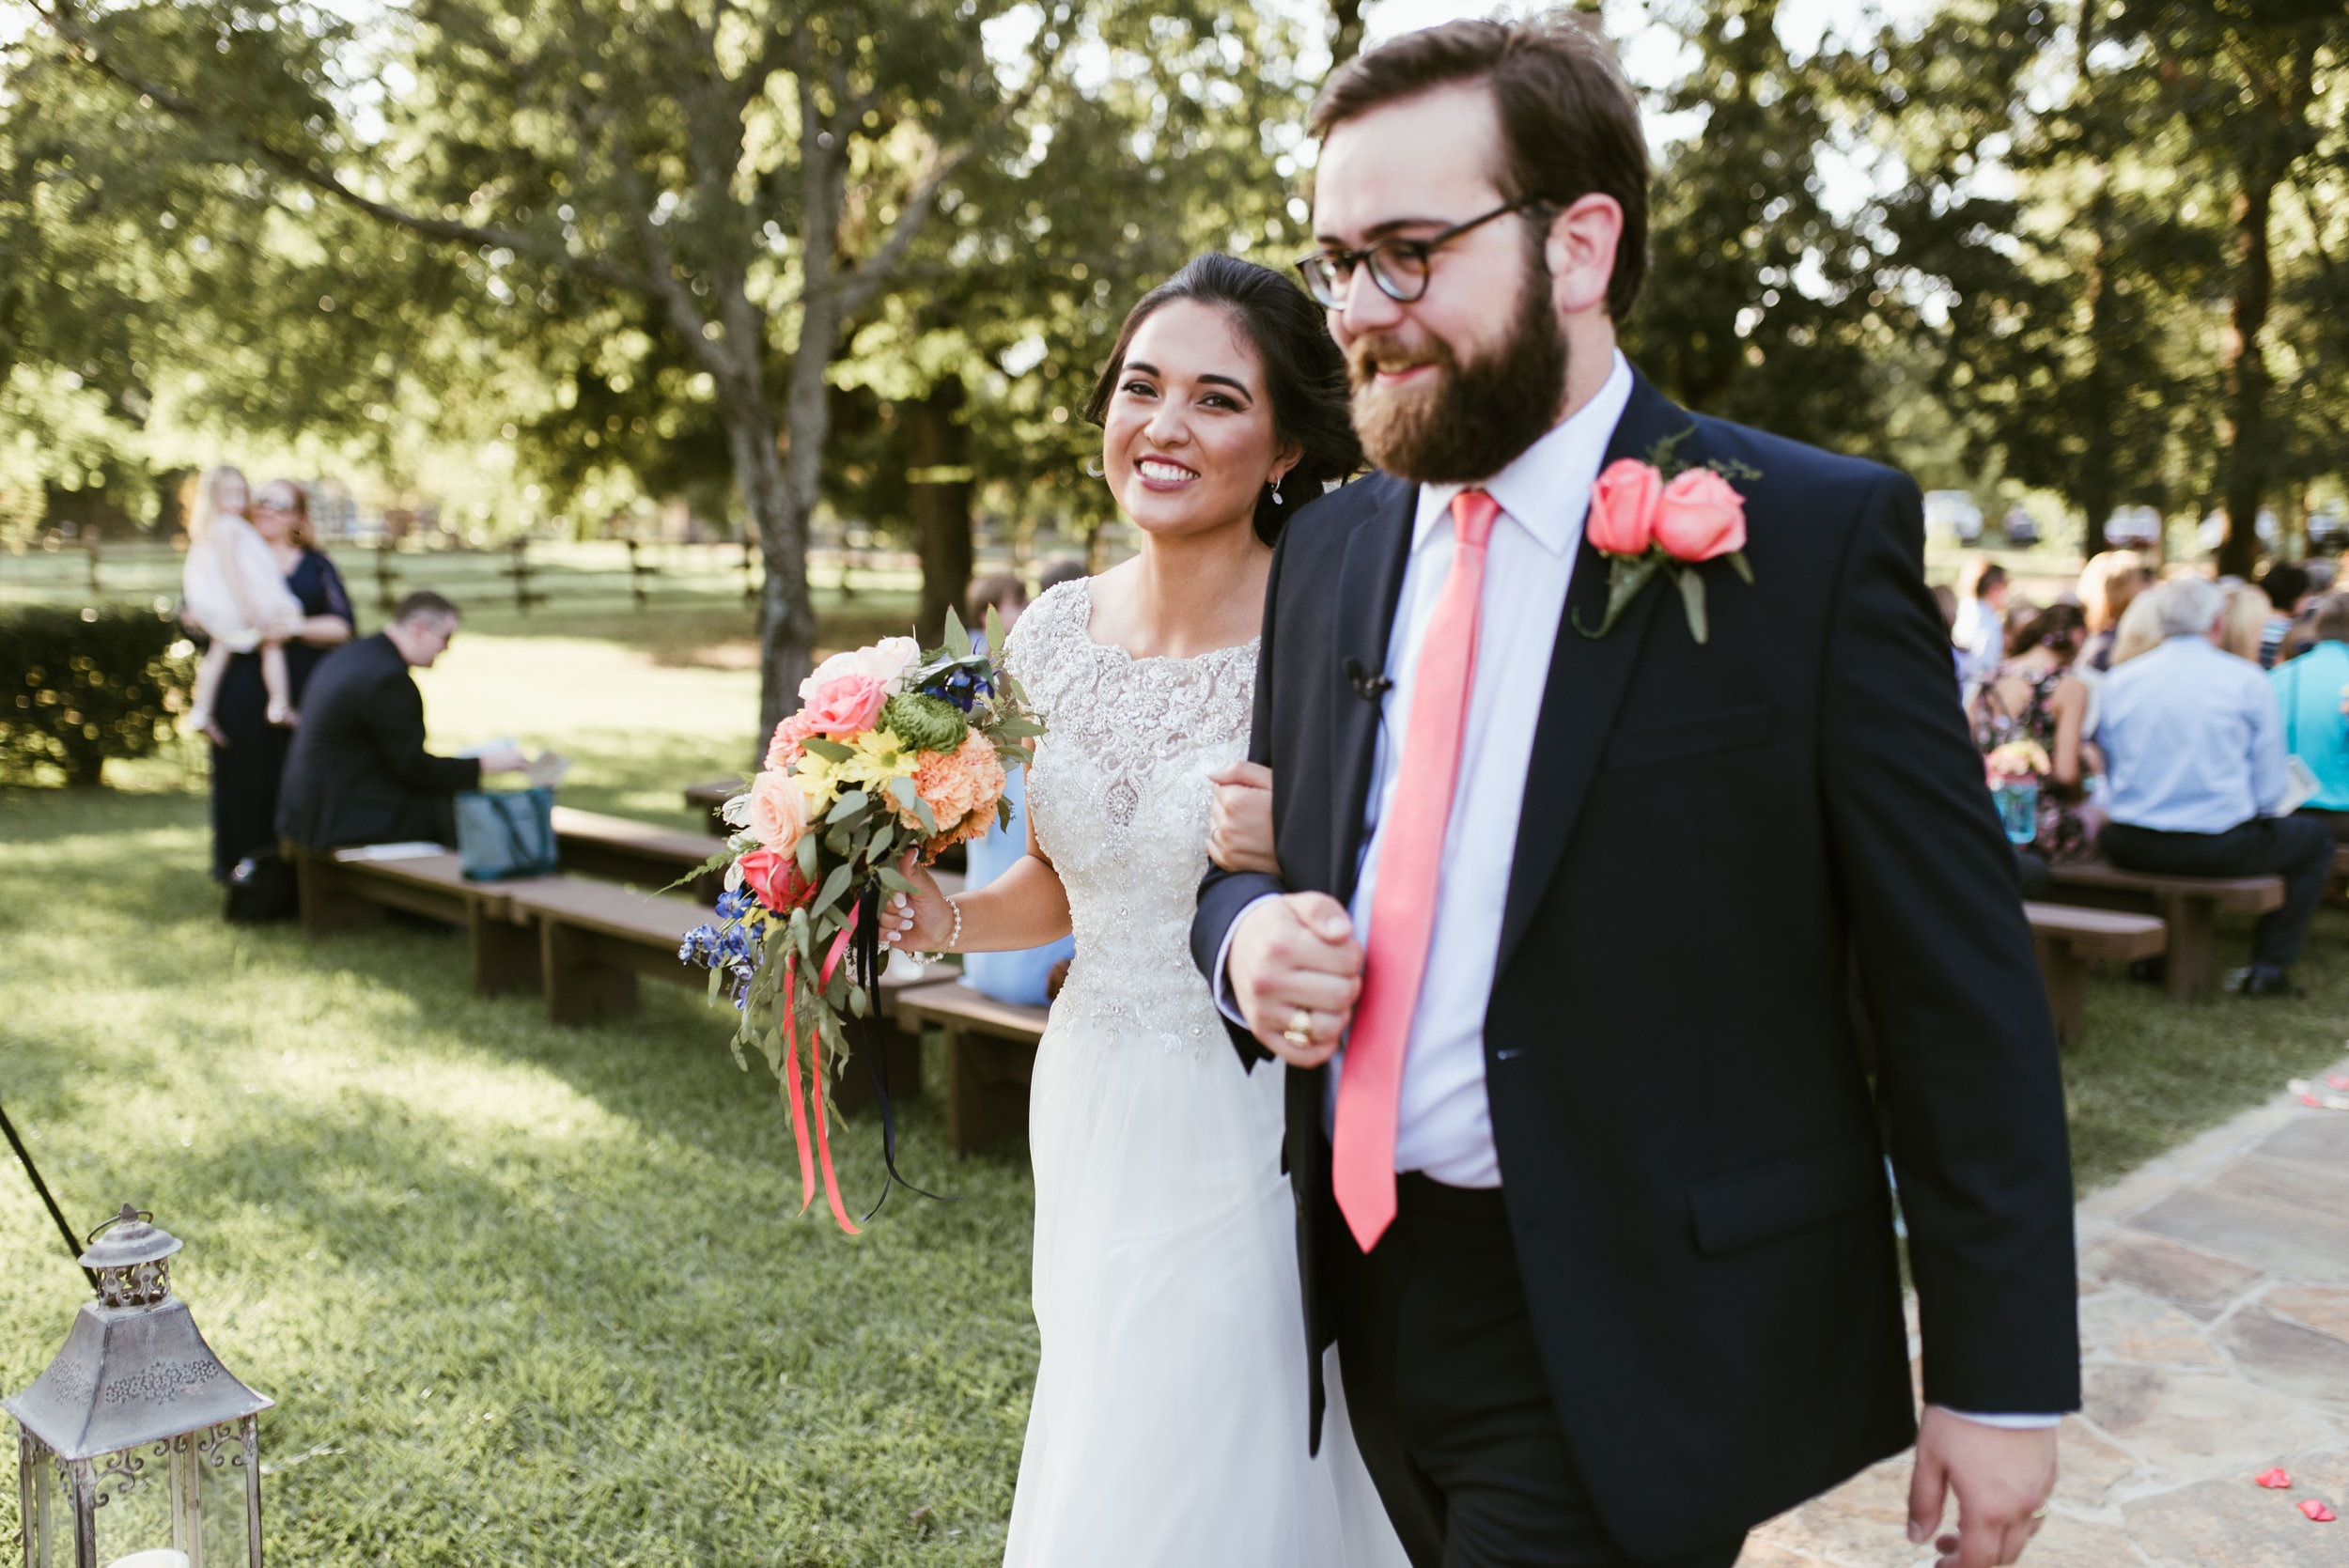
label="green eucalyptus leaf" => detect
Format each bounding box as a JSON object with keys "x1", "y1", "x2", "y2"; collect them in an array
[
  {"x1": 1677, "y1": 567, "x2": 1710, "y2": 644},
  {"x1": 825, "y1": 789, "x2": 868, "y2": 824},
  {"x1": 801, "y1": 737, "x2": 853, "y2": 763}
]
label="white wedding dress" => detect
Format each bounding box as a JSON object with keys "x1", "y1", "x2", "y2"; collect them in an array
[{"x1": 999, "y1": 581, "x2": 1408, "y2": 1568}]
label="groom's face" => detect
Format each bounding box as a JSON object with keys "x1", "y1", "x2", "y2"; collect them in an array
[{"x1": 1314, "y1": 83, "x2": 1568, "y2": 484}]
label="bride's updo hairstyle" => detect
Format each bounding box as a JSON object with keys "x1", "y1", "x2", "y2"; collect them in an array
[{"x1": 1082, "y1": 253, "x2": 1361, "y2": 545}]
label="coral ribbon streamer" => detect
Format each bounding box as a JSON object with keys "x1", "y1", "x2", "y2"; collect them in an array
[{"x1": 782, "y1": 913, "x2": 864, "y2": 1234}]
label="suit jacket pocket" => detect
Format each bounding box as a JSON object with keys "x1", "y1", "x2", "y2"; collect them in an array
[
  {"x1": 1604, "y1": 702, "x2": 1771, "y2": 772},
  {"x1": 1688, "y1": 1135, "x2": 1883, "y2": 1256}
]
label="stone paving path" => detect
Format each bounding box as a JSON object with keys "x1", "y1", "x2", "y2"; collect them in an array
[{"x1": 1741, "y1": 1057, "x2": 2349, "y2": 1567}]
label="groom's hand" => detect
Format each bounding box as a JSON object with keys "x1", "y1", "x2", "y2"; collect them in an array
[
  {"x1": 1228, "y1": 893, "x2": 1361, "y2": 1067},
  {"x1": 1906, "y1": 1407, "x2": 2058, "y2": 1567}
]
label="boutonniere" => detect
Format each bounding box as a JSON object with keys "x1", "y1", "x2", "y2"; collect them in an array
[{"x1": 1576, "y1": 428, "x2": 1758, "y2": 644}]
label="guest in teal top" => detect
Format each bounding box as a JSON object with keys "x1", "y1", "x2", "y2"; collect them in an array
[{"x1": 2271, "y1": 594, "x2": 2349, "y2": 835}]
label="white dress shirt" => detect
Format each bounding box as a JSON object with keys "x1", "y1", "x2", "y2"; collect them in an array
[{"x1": 1219, "y1": 350, "x2": 1632, "y2": 1187}]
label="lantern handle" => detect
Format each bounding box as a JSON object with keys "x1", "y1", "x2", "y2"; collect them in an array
[{"x1": 0, "y1": 1096, "x2": 101, "y2": 1296}]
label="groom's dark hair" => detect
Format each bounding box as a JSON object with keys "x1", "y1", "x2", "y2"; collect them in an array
[{"x1": 1310, "y1": 14, "x2": 1649, "y2": 320}]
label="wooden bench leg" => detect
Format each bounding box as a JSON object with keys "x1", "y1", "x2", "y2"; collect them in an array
[
  {"x1": 295, "y1": 851, "x2": 380, "y2": 937},
  {"x1": 2032, "y1": 937, "x2": 2087, "y2": 1048},
  {"x1": 833, "y1": 1023, "x2": 925, "y2": 1117},
  {"x1": 2157, "y1": 894, "x2": 2216, "y2": 1001},
  {"x1": 470, "y1": 905, "x2": 540, "y2": 997},
  {"x1": 946, "y1": 1027, "x2": 1033, "y2": 1156},
  {"x1": 540, "y1": 921, "x2": 638, "y2": 1025}
]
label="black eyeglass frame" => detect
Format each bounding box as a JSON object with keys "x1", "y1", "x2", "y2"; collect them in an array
[{"x1": 1293, "y1": 195, "x2": 1546, "y2": 308}]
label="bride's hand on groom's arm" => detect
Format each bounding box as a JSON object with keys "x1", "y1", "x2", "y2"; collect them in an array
[
  {"x1": 1227, "y1": 893, "x2": 1361, "y2": 1067},
  {"x1": 1207, "y1": 761, "x2": 1280, "y2": 876}
]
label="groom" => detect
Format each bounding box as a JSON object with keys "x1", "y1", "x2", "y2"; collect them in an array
[{"x1": 1193, "y1": 18, "x2": 2078, "y2": 1568}]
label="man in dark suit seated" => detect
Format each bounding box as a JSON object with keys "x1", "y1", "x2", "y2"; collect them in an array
[{"x1": 277, "y1": 590, "x2": 525, "y2": 849}]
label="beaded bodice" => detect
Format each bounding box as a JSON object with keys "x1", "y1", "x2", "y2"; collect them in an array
[{"x1": 1003, "y1": 580, "x2": 1257, "y2": 1053}]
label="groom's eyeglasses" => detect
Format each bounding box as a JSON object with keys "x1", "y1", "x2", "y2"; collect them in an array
[{"x1": 1294, "y1": 197, "x2": 1541, "y2": 309}]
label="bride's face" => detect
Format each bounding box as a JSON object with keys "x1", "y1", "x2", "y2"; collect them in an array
[{"x1": 1102, "y1": 300, "x2": 1297, "y2": 542}]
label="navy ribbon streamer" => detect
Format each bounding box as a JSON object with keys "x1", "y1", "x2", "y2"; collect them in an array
[{"x1": 851, "y1": 887, "x2": 952, "y2": 1221}]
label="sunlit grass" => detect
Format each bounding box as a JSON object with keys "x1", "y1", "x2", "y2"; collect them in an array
[{"x1": 1, "y1": 794, "x2": 1034, "y2": 1567}]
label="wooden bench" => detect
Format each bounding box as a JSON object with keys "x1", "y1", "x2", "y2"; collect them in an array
[
  {"x1": 2024, "y1": 903, "x2": 2168, "y2": 1046},
  {"x1": 891, "y1": 980, "x2": 1050, "y2": 1155},
  {"x1": 291, "y1": 845, "x2": 554, "y2": 997},
  {"x1": 551, "y1": 805, "x2": 725, "y2": 900},
  {"x1": 2043, "y1": 861, "x2": 2284, "y2": 999},
  {"x1": 683, "y1": 777, "x2": 745, "y2": 837}
]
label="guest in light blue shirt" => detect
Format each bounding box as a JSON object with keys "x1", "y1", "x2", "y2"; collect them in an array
[
  {"x1": 2270, "y1": 593, "x2": 2349, "y2": 840},
  {"x1": 960, "y1": 575, "x2": 1076, "y2": 1005},
  {"x1": 2093, "y1": 577, "x2": 2336, "y2": 994}
]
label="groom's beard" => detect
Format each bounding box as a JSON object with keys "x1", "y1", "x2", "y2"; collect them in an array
[{"x1": 1344, "y1": 265, "x2": 1569, "y2": 486}]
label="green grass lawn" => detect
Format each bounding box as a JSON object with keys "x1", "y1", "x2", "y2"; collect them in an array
[{"x1": 4, "y1": 615, "x2": 2348, "y2": 1564}]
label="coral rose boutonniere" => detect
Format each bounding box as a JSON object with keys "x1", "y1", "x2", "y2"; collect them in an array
[{"x1": 1577, "y1": 428, "x2": 1758, "y2": 644}]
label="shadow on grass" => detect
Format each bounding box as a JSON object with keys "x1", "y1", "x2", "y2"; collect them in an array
[{"x1": 2, "y1": 790, "x2": 1035, "y2": 1567}]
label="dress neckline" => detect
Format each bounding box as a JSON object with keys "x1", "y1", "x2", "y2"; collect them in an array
[{"x1": 1075, "y1": 577, "x2": 1260, "y2": 668}]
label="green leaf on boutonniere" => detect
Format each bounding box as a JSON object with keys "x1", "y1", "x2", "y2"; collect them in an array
[
  {"x1": 1726, "y1": 550, "x2": 1754, "y2": 585},
  {"x1": 1573, "y1": 552, "x2": 1663, "y2": 641},
  {"x1": 1677, "y1": 567, "x2": 1709, "y2": 644}
]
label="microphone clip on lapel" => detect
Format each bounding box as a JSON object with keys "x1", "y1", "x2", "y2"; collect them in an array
[{"x1": 1344, "y1": 659, "x2": 1392, "y2": 703}]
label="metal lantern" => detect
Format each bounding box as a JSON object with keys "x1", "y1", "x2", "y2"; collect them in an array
[{"x1": 6, "y1": 1207, "x2": 272, "y2": 1568}]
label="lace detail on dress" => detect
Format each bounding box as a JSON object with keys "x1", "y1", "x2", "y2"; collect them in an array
[{"x1": 1004, "y1": 580, "x2": 1257, "y2": 1054}]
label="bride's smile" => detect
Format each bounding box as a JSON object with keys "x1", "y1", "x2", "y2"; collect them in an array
[{"x1": 1102, "y1": 297, "x2": 1299, "y2": 541}]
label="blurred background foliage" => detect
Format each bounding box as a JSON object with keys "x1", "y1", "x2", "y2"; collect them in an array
[{"x1": 1, "y1": 0, "x2": 2345, "y2": 685}]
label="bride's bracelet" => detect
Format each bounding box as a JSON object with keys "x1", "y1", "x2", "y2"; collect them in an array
[{"x1": 943, "y1": 893, "x2": 964, "y2": 954}]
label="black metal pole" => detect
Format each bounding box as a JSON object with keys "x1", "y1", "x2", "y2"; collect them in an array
[{"x1": 0, "y1": 1098, "x2": 100, "y2": 1294}]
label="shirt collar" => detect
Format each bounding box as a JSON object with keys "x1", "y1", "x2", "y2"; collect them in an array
[{"x1": 1413, "y1": 348, "x2": 1636, "y2": 558}]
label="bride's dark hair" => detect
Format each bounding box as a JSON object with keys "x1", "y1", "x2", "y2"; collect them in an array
[{"x1": 1082, "y1": 253, "x2": 1361, "y2": 545}]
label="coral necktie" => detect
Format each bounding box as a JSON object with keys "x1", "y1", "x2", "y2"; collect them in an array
[{"x1": 1331, "y1": 489, "x2": 1500, "y2": 1252}]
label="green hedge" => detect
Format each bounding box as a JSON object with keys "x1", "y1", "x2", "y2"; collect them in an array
[{"x1": 1, "y1": 605, "x2": 196, "y2": 785}]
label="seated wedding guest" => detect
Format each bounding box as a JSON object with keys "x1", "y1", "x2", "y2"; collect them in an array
[
  {"x1": 2220, "y1": 582, "x2": 2271, "y2": 664},
  {"x1": 2108, "y1": 580, "x2": 2173, "y2": 667},
  {"x1": 1035, "y1": 557, "x2": 1088, "y2": 595},
  {"x1": 277, "y1": 591, "x2": 527, "y2": 849},
  {"x1": 2255, "y1": 562, "x2": 2312, "y2": 669},
  {"x1": 959, "y1": 579, "x2": 1076, "y2": 1005},
  {"x1": 2077, "y1": 549, "x2": 2147, "y2": 674},
  {"x1": 2271, "y1": 593, "x2": 2349, "y2": 843},
  {"x1": 1952, "y1": 556, "x2": 2008, "y2": 692},
  {"x1": 2094, "y1": 576, "x2": 2335, "y2": 997},
  {"x1": 965, "y1": 572, "x2": 1027, "y2": 632},
  {"x1": 1971, "y1": 603, "x2": 2099, "y2": 863}
]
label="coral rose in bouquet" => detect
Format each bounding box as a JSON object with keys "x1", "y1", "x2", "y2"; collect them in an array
[{"x1": 678, "y1": 611, "x2": 1039, "y2": 1231}]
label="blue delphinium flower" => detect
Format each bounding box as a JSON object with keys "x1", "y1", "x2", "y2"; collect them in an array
[{"x1": 713, "y1": 888, "x2": 756, "y2": 922}]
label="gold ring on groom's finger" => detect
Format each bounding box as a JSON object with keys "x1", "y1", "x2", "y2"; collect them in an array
[{"x1": 1283, "y1": 1008, "x2": 1314, "y2": 1047}]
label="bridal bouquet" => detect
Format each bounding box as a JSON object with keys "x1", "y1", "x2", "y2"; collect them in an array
[{"x1": 679, "y1": 610, "x2": 1039, "y2": 1232}]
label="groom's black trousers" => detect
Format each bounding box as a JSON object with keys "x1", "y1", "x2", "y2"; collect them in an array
[{"x1": 1332, "y1": 1175, "x2": 1747, "y2": 1568}]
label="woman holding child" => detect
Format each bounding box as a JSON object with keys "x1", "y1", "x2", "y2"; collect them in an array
[{"x1": 185, "y1": 468, "x2": 355, "y2": 880}]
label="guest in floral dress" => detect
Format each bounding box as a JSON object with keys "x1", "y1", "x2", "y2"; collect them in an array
[{"x1": 1971, "y1": 603, "x2": 2102, "y2": 864}]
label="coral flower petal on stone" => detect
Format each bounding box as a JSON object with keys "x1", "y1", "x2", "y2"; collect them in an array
[
  {"x1": 2256, "y1": 1468, "x2": 2293, "y2": 1489},
  {"x1": 2299, "y1": 1499, "x2": 2336, "y2": 1522}
]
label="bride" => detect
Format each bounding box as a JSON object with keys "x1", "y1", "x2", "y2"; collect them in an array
[{"x1": 883, "y1": 253, "x2": 1406, "y2": 1566}]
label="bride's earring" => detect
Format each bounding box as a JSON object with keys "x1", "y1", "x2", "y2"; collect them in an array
[{"x1": 1268, "y1": 474, "x2": 1285, "y2": 506}]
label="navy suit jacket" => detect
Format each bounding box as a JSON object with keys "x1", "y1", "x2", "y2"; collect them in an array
[{"x1": 1190, "y1": 372, "x2": 2078, "y2": 1560}]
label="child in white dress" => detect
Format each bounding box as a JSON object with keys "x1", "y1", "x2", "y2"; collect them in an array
[{"x1": 183, "y1": 465, "x2": 304, "y2": 737}]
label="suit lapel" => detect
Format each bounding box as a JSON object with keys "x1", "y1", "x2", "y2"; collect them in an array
[
  {"x1": 1326, "y1": 474, "x2": 1418, "y2": 906},
  {"x1": 1495, "y1": 374, "x2": 1694, "y2": 970}
]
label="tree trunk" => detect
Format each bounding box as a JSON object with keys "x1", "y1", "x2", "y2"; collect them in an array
[
  {"x1": 906, "y1": 380, "x2": 973, "y2": 644},
  {"x1": 1328, "y1": 0, "x2": 1366, "y2": 71},
  {"x1": 723, "y1": 356, "x2": 818, "y2": 760},
  {"x1": 2218, "y1": 170, "x2": 2274, "y2": 582},
  {"x1": 2075, "y1": 205, "x2": 2119, "y2": 554}
]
